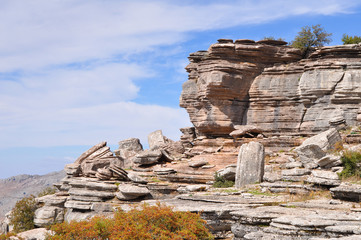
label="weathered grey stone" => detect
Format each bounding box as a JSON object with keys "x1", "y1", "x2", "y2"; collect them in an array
[
  {"x1": 133, "y1": 149, "x2": 162, "y2": 165},
  {"x1": 306, "y1": 170, "x2": 341, "y2": 186},
  {"x1": 189, "y1": 159, "x2": 208, "y2": 168},
  {"x1": 116, "y1": 184, "x2": 150, "y2": 200},
  {"x1": 148, "y1": 130, "x2": 166, "y2": 149},
  {"x1": 283, "y1": 161, "x2": 303, "y2": 169},
  {"x1": 282, "y1": 168, "x2": 311, "y2": 176},
  {"x1": 230, "y1": 125, "x2": 263, "y2": 138},
  {"x1": 91, "y1": 202, "x2": 114, "y2": 212},
  {"x1": 34, "y1": 206, "x2": 64, "y2": 227},
  {"x1": 114, "y1": 138, "x2": 143, "y2": 168},
  {"x1": 235, "y1": 142, "x2": 265, "y2": 188},
  {"x1": 36, "y1": 194, "x2": 67, "y2": 207},
  {"x1": 185, "y1": 185, "x2": 208, "y2": 192},
  {"x1": 295, "y1": 128, "x2": 342, "y2": 166},
  {"x1": 331, "y1": 183, "x2": 361, "y2": 202},
  {"x1": 74, "y1": 141, "x2": 107, "y2": 164},
  {"x1": 127, "y1": 172, "x2": 148, "y2": 184},
  {"x1": 68, "y1": 189, "x2": 115, "y2": 199},
  {"x1": 64, "y1": 200, "x2": 92, "y2": 210},
  {"x1": 217, "y1": 164, "x2": 237, "y2": 181},
  {"x1": 64, "y1": 163, "x2": 80, "y2": 176},
  {"x1": 16, "y1": 228, "x2": 51, "y2": 240},
  {"x1": 153, "y1": 167, "x2": 176, "y2": 175},
  {"x1": 317, "y1": 154, "x2": 342, "y2": 168}
]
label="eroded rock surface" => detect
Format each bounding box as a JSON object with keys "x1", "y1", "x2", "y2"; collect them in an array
[{"x1": 180, "y1": 41, "x2": 361, "y2": 137}]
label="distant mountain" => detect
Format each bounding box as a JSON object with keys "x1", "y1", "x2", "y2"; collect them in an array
[{"x1": 0, "y1": 171, "x2": 66, "y2": 220}]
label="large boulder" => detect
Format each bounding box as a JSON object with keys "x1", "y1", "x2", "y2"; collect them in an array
[
  {"x1": 114, "y1": 138, "x2": 143, "y2": 168},
  {"x1": 15, "y1": 228, "x2": 51, "y2": 240},
  {"x1": 295, "y1": 128, "x2": 342, "y2": 168},
  {"x1": 116, "y1": 184, "x2": 150, "y2": 200},
  {"x1": 217, "y1": 164, "x2": 237, "y2": 181},
  {"x1": 235, "y1": 142, "x2": 265, "y2": 188},
  {"x1": 147, "y1": 130, "x2": 184, "y2": 160},
  {"x1": 133, "y1": 149, "x2": 162, "y2": 165},
  {"x1": 34, "y1": 206, "x2": 64, "y2": 227}
]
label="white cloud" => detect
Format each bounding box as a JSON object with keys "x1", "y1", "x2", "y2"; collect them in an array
[{"x1": 0, "y1": 0, "x2": 358, "y2": 71}]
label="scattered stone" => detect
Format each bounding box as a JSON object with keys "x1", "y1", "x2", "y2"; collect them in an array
[
  {"x1": 230, "y1": 125, "x2": 263, "y2": 138},
  {"x1": 235, "y1": 142, "x2": 265, "y2": 188},
  {"x1": 95, "y1": 167, "x2": 112, "y2": 180},
  {"x1": 114, "y1": 138, "x2": 143, "y2": 168},
  {"x1": 201, "y1": 164, "x2": 215, "y2": 169},
  {"x1": 154, "y1": 168, "x2": 176, "y2": 175},
  {"x1": 16, "y1": 228, "x2": 51, "y2": 240},
  {"x1": 185, "y1": 185, "x2": 208, "y2": 192},
  {"x1": 306, "y1": 170, "x2": 341, "y2": 187},
  {"x1": 116, "y1": 184, "x2": 150, "y2": 200},
  {"x1": 295, "y1": 128, "x2": 342, "y2": 167},
  {"x1": 133, "y1": 149, "x2": 162, "y2": 165},
  {"x1": 283, "y1": 161, "x2": 303, "y2": 169},
  {"x1": 127, "y1": 172, "x2": 148, "y2": 184},
  {"x1": 148, "y1": 130, "x2": 167, "y2": 149},
  {"x1": 217, "y1": 164, "x2": 237, "y2": 181},
  {"x1": 189, "y1": 159, "x2": 208, "y2": 168},
  {"x1": 317, "y1": 154, "x2": 342, "y2": 169},
  {"x1": 331, "y1": 183, "x2": 361, "y2": 202},
  {"x1": 74, "y1": 141, "x2": 107, "y2": 164}
]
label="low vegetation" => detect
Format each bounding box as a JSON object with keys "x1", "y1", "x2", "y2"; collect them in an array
[
  {"x1": 213, "y1": 173, "x2": 234, "y2": 188},
  {"x1": 9, "y1": 195, "x2": 37, "y2": 233},
  {"x1": 339, "y1": 150, "x2": 361, "y2": 179},
  {"x1": 48, "y1": 203, "x2": 214, "y2": 240}
]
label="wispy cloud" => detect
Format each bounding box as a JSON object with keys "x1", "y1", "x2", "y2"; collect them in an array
[{"x1": 0, "y1": 0, "x2": 360, "y2": 149}]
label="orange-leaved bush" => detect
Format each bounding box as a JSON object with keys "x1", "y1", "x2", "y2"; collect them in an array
[{"x1": 48, "y1": 203, "x2": 214, "y2": 240}]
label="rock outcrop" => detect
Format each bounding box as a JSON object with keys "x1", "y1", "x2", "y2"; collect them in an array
[{"x1": 180, "y1": 40, "x2": 361, "y2": 137}]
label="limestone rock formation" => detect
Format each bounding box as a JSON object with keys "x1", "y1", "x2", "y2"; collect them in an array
[
  {"x1": 180, "y1": 40, "x2": 361, "y2": 137},
  {"x1": 180, "y1": 39, "x2": 302, "y2": 137}
]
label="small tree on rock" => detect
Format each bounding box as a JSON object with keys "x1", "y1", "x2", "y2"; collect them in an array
[
  {"x1": 291, "y1": 24, "x2": 332, "y2": 57},
  {"x1": 342, "y1": 34, "x2": 361, "y2": 44}
]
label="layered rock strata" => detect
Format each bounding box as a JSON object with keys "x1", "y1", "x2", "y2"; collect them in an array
[{"x1": 180, "y1": 40, "x2": 361, "y2": 137}]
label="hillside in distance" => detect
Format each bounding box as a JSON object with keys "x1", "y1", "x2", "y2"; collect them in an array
[{"x1": 0, "y1": 170, "x2": 65, "y2": 220}]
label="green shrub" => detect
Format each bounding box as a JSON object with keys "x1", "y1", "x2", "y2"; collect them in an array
[
  {"x1": 339, "y1": 150, "x2": 361, "y2": 179},
  {"x1": 342, "y1": 34, "x2": 361, "y2": 45},
  {"x1": 37, "y1": 186, "x2": 57, "y2": 197},
  {"x1": 213, "y1": 173, "x2": 234, "y2": 188},
  {"x1": 48, "y1": 203, "x2": 214, "y2": 240},
  {"x1": 9, "y1": 195, "x2": 37, "y2": 233}
]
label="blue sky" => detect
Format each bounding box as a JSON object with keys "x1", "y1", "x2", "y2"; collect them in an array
[{"x1": 1, "y1": 0, "x2": 361, "y2": 178}]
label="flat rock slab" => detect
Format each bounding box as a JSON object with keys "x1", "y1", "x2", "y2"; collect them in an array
[
  {"x1": 331, "y1": 183, "x2": 361, "y2": 202},
  {"x1": 133, "y1": 149, "x2": 162, "y2": 165},
  {"x1": 306, "y1": 170, "x2": 341, "y2": 186},
  {"x1": 189, "y1": 160, "x2": 209, "y2": 168},
  {"x1": 116, "y1": 184, "x2": 150, "y2": 200}
]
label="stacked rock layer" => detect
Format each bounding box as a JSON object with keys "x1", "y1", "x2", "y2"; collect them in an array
[{"x1": 180, "y1": 40, "x2": 361, "y2": 137}]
